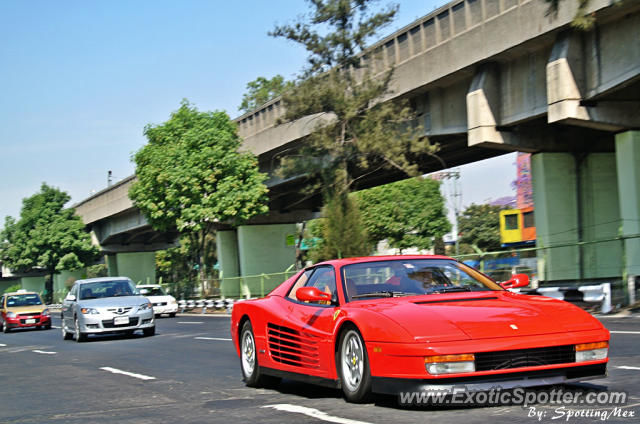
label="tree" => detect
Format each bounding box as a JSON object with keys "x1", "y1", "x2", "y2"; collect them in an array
[
  {"x1": 457, "y1": 204, "x2": 503, "y2": 252},
  {"x1": 130, "y1": 100, "x2": 269, "y2": 293},
  {"x1": 0, "y1": 183, "x2": 100, "y2": 302},
  {"x1": 306, "y1": 194, "x2": 372, "y2": 263},
  {"x1": 543, "y1": 0, "x2": 625, "y2": 30},
  {"x1": 356, "y1": 177, "x2": 451, "y2": 253},
  {"x1": 238, "y1": 75, "x2": 292, "y2": 113},
  {"x1": 271, "y1": 0, "x2": 438, "y2": 260}
]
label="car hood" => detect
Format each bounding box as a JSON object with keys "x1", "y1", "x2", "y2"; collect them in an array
[
  {"x1": 77, "y1": 296, "x2": 148, "y2": 308},
  {"x1": 350, "y1": 291, "x2": 603, "y2": 342},
  {"x1": 6, "y1": 305, "x2": 46, "y2": 314}
]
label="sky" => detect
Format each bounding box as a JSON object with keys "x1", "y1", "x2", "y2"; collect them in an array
[{"x1": 0, "y1": 0, "x2": 516, "y2": 228}]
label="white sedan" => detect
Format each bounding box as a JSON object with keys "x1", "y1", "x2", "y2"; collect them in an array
[{"x1": 137, "y1": 285, "x2": 178, "y2": 317}]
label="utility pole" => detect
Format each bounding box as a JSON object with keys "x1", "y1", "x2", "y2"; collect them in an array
[
  {"x1": 107, "y1": 170, "x2": 113, "y2": 187},
  {"x1": 436, "y1": 169, "x2": 462, "y2": 255}
]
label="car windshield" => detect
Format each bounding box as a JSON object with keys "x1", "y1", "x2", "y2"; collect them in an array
[
  {"x1": 140, "y1": 287, "x2": 166, "y2": 296},
  {"x1": 342, "y1": 259, "x2": 502, "y2": 301},
  {"x1": 6, "y1": 294, "x2": 43, "y2": 307},
  {"x1": 78, "y1": 280, "x2": 136, "y2": 300}
]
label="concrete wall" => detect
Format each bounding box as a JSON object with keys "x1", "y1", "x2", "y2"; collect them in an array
[
  {"x1": 110, "y1": 252, "x2": 156, "y2": 285},
  {"x1": 616, "y1": 131, "x2": 640, "y2": 277}
]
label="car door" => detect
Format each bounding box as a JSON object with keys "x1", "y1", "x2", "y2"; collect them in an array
[
  {"x1": 276, "y1": 265, "x2": 340, "y2": 378},
  {"x1": 62, "y1": 283, "x2": 78, "y2": 328}
]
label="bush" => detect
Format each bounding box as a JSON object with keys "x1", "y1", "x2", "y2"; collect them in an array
[{"x1": 3, "y1": 284, "x2": 21, "y2": 294}]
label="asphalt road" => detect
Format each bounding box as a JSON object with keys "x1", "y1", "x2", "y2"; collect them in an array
[{"x1": 0, "y1": 314, "x2": 638, "y2": 423}]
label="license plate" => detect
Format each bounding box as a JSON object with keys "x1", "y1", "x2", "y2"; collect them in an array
[
  {"x1": 25, "y1": 319, "x2": 36, "y2": 324},
  {"x1": 113, "y1": 316, "x2": 130, "y2": 325}
]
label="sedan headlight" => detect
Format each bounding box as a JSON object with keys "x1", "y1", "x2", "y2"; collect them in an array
[
  {"x1": 425, "y1": 353, "x2": 476, "y2": 375},
  {"x1": 6, "y1": 311, "x2": 16, "y2": 318},
  {"x1": 576, "y1": 341, "x2": 608, "y2": 362},
  {"x1": 139, "y1": 302, "x2": 153, "y2": 311},
  {"x1": 41, "y1": 309, "x2": 50, "y2": 316},
  {"x1": 169, "y1": 298, "x2": 177, "y2": 305},
  {"x1": 80, "y1": 307, "x2": 99, "y2": 315}
]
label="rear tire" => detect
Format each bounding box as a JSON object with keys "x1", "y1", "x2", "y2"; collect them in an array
[
  {"x1": 143, "y1": 326, "x2": 155, "y2": 337},
  {"x1": 240, "y1": 320, "x2": 281, "y2": 388},
  {"x1": 337, "y1": 327, "x2": 372, "y2": 403}
]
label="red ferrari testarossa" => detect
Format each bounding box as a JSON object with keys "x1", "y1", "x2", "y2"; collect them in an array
[{"x1": 230, "y1": 256, "x2": 609, "y2": 402}]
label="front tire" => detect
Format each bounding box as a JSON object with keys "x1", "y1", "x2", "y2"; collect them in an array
[
  {"x1": 74, "y1": 317, "x2": 87, "y2": 342},
  {"x1": 1, "y1": 320, "x2": 9, "y2": 333},
  {"x1": 143, "y1": 326, "x2": 155, "y2": 337},
  {"x1": 62, "y1": 322, "x2": 73, "y2": 340},
  {"x1": 338, "y1": 327, "x2": 372, "y2": 403},
  {"x1": 240, "y1": 320, "x2": 280, "y2": 388}
]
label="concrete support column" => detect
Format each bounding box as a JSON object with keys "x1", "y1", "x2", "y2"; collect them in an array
[
  {"x1": 111, "y1": 252, "x2": 156, "y2": 285},
  {"x1": 616, "y1": 131, "x2": 640, "y2": 278},
  {"x1": 531, "y1": 153, "x2": 580, "y2": 281},
  {"x1": 106, "y1": 254, "x2": 118, "y2": 276},
  {"x1": 216, "y1": 230, "x2": 240, "y2": 297},
  {"x1": 237, "y1": 224, "x2": 297, "y2": 298}
]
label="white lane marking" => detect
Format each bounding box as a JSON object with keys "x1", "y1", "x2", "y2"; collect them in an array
[
  {"x1": 0, "y1": 343, "x2": 6, "y2": 347},
  {"x1": 194, "y1": 337, "x2": 232, "y2": 341},
  {"x1": 100, "y1": 367, "x2": 156, "y2": 381},
  {"x1": 262, "y1": 404, "x2": 372, "y2": 424},
  {"x1": 32, "y1": 350, "x2": 57, "y2": 355},
  {"x1": 617, "y1": 366, "x2": 640, "y2": 371},
  {"x1": 51, "y1": 325, "x2": 61, "y2": 329},
  {"x1": 177, "y1": 321, "x2": 204, "y2": 324},
  {"x1": 610, "y1": 331, "x2": 640, "y2": 334}
]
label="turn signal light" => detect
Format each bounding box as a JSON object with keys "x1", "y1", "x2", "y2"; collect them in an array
[
  {"x1": 575, "y1": 341, "x2": 608, "y2": 351},
  {"x1": 425, "y1": 353, "x2": 475, "y2": 363}
]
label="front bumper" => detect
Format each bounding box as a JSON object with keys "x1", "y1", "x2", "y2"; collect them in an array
[
  {"x1": 5, "y1": 315, "x2": 51, "y2": 329},
  {"x1": 152, "y1": 304, "x2": 178, "y2": 314},
  {"x1": 78, "y1": 310, "x2": 154, "y2": 334},
  {"x1": 371, "y1": 363, "x2": 607, "y2": 395}
]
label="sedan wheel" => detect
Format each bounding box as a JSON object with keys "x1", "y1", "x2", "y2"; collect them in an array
[
  {"x1": 62, "y1": 323, "x2": 73, "y2": 340},
  {"x1": 338, "y1": 328, "x2": 372, "y2": 403},
  {"x1": 1, "y1": 320, "x2": 8, "y2": 333},
  {"x1": 74, "y1": 317, "x2": 87, "y2": 342}
]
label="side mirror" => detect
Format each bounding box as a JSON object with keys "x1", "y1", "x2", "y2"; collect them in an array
[
  {"x1": 500, "y1": 274, "x2": 530, "y2": 290},
  {"x1": 296, "y1": 286, "x2": 332, "y2": 303},
  {"x1": 65, "y1": 294, "x2": 76, "y2": 302}
]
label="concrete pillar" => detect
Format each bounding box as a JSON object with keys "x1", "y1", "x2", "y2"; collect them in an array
[
  {"x1": 532, "y1": 152, "x2": 623, "y2": 283},
  {"x1": 616, "y1": 131, "x2": 640, "y2": 277},
  {"x1": 237, "y1": 224, "x2": 297, "y2": 298},
  {"x1": 53, "y1": 269, "x2": 85, "y2": 301},
  {"x1": 216, "y1": 230, "x2": 240, "y2": 297},
  {"x1": 106, "y1": 254, "x2": 118, "y2": 276},
  {"x1": 531, "y1": 153, "x2": 580, "y2": 281},
  {"x1": 113, "y1": 252, "x2": 156, "y2": 285}
]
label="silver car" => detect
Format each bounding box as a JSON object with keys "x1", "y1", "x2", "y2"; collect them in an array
[{"x1": 61, "y1": 277, "x2": 155, "y2": 342}]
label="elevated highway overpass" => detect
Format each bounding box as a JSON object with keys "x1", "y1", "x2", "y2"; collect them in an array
[{"x1": 75, "y1": 0, "x2": 640, "y2": 295}]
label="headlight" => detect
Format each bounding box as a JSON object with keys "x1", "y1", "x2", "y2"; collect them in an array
[
  {"x1": 6, "y1": 311, "x2": 16, "y2": 318},
  {"x1": 576, "y1": 341, "x2": 608, "y2": 362},
  {"x1": 41, "y1": 309, "x2": 50, "y2": 316},
  {"x1": 80, "y1": 307, "x2": 99, "y2": 315},
  {"x1": 425, "y1": 354, "x2": 476, "y2": 375},
  {"x1": 139, "y1": 302, "x2": 152, "y2": 310},
  {"x1": 169, "y1": 298, "x2": 177, "y2": 305}
]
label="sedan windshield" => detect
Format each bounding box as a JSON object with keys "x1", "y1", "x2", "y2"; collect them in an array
[
  {"x1": 342, "y1": 259, "x2": 502, "y2": 301},
  {"x1": 6, "y1": 294, "x2": 43, "y2": 307},
  {"x1": 79, "y1": 280, "x2": 136, "y2": 300},
  {"x1": 140, "y1": 287, "x2": 166, "y2": 296}
]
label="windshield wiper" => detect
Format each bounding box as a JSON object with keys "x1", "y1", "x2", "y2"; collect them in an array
[
  {"x1": 351, "y1": 291, "x2": 410, "y2": 299},
  {"x1": 429, "y1": 286, "x2": 472, "y2": 294}
]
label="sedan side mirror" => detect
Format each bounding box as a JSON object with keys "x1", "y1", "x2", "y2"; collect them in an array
[
  {"x1": 499, "y1": 274, "x2": 530, "y2": 290},
  {"x1": 65, "y1": 294, "x2": 76, "y2": 302},
  {"x1": 296, "y1": 286, "x2": 332, "y2": 303}
]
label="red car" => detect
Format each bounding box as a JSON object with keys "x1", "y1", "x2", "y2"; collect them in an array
[{"x1": 230, "y1": 256, "x2": 609, "y2": 402}]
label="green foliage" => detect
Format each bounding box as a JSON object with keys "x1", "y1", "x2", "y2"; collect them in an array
[
  {"x1": 86, "y1": 264, "x2": 108, "y2": 279},
  {"x1": 543, "y1": 0, "x2": 625, "y2": 30},
  {"x1": 458, "y1": 204, "x2": 504, "y2": 252},
  {"x1": 130, "y1": 101, "x2": 263, "y2": 293},
  {"x1": 3, "y1": 284, "x2": 21, "y2": 294},
  {"x1": 356, "y1": 177, "x2": 451, "y2": 252},
  {"x1": 271, "y1": 0, "x2": 437, "y2": 199},
  {"x1": 238, "y1": 75, "x2": 292, "y2": 113},
  {"x1": 0, "y1": 183, "x2": 100, "y2": 275},
  {"x1": 130, "y1": 100, "x2": 269, "y2": 232},
  {"x1": 307, "y1": 193, "x2": 372, "y2": 263}
]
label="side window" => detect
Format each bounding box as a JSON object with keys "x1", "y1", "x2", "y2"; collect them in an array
[
  {"x1": 302, "y1": 266, "x2": 337, "y2": 305},
  {"x1": 287, "y1": 269, "x2": 314, "y2": 300},
  {"x1": 70, "y1": 284, "x2": 78, "y2": 298}
]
